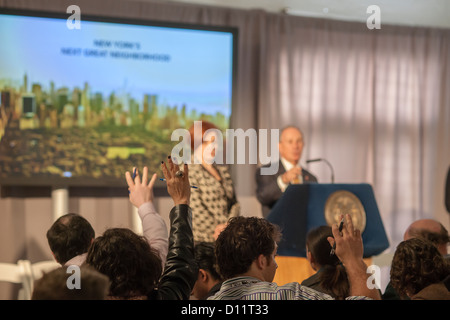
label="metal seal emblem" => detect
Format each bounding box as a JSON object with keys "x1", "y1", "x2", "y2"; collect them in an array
[{"x1": 324, "y1": 190, "x2": 366, "y2": 233}]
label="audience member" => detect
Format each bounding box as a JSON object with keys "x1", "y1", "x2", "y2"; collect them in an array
[
  {"x1": 86, "y1": 157, "x2": 198, "y2": 300},
  {"x1": 191, "y1": 242, "x2": 223, "y2": 300},
  {"x1": 209, "y1": 214, "x2": 380, "y2": 300},
  {"x1": 301, "y1": 226, "x2": 350, "y2": 299},
  {"x1": 31, "y1": 265, "x2": 110, "y2": 300},
  {"x1": 46, "y1": 167, "x2": 169, "y2": 270},
  {"x1": 383, "y1": 218, "x2": 450, "y2": 299},
  {"x1": 187, "y1": 120, "x2": 240, "y2": 242},
  {"x1": 403, "y1": 219, "x2": 449, "y2": 257},
  {"x1": 126, "y1": 166, "x2": 169, "y2": 266},
  {"x1": 389, "y1": 238, "x2": 450, "y2": 300},
  {"x1": 46, "y1": 213, "x2": 95, "y2": 266},
  {"x1": 255, "y1": 126, "x2": 317, "y2": 218},
  {"x1": 86, "y1": 227, "x2": 162, "y2": 299}
]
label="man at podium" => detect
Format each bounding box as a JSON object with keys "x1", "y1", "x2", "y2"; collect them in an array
[{"x1": 255, "y1": 126, "x2": 317, "y2": 218}]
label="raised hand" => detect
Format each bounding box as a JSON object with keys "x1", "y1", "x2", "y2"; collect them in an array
[
  {"x1": 161, "y1": 157, "x2": 190, "y2": 206},
  {"x1": 125, "y1": 166, "x2": 158, "y2": 208},
  {"x1": 327, "y1": 214, "x2": 364, "y2": 265}
]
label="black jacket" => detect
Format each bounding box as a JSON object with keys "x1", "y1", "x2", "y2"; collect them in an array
[{"x1": 151, "y1": 204, "x2": 198, "y2": 300}]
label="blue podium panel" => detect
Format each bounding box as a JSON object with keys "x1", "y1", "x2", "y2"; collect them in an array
[
  {"x1": 266, "y1": 184, "x2": 310, "y2": 257},
  {"x1": 267, "y1": 183, "x2": 389, "y2": 258}
]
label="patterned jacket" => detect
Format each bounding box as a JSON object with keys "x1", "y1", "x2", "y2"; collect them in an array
[{"x1": 188, "y1": 163, "x2": 240, "y2": 242}]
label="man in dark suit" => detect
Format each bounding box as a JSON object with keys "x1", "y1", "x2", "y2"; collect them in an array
[{"x1": 255, "y1": 126, "x2": 317, "y2": 218}]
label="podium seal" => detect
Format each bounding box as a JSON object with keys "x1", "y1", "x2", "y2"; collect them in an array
[{"x1": 324, "y1": 190, "x2": 366, "y2": 233}]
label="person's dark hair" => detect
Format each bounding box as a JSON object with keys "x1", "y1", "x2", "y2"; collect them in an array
[
  {"x1": 86, "y1": 228, "x2": 162, "y2": 298},
  {"x1": 32, "y1": 265, "x2": 110, "y2": 300},
  {"x1": 408, "y1": 224, "x2": 450, "y2": 247},
  {"x1": 215, "y1": 216, "x2": 281, "y2": 279},
  {"x1": 306, "y1": 226, "x2": 349, "y2": 300},
  {"x1": 390, "y1": 238, "x2": 450, "y2": 297},
  {"x1": 46, "y1": 213, "x2": 95, "y2": 264},
  {"x1": 194, "y1": 242, "x2": 222, "y2": 281}
]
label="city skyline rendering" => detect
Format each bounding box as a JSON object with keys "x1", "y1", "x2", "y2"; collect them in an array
[{"x1": 0, "y1": 13, "x2": 234, "y2": 117}]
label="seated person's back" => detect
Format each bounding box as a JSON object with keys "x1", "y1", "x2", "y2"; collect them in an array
[{"x1": 301, "y1": 226, "x2": 349, "y2": 299}]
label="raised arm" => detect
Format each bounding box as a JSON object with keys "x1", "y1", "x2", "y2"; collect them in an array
[
  {"x1": 126, "y1": 167, "x2": 168, "y2": 265},
  {"x1": 156, "y1": 157, "x2": 198, "y2": 300},
  {"x1": 328, "y1": 214, "x2": 381, "y2": 300}
]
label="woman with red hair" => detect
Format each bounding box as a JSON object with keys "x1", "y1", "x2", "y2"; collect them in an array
[{"x1": 187, "y1": 120, "x2": 240, "y2": 243}]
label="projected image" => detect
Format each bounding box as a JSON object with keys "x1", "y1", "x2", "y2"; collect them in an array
[{"x1": 0, "y1": 12, "x2": 235, "y2": 186}]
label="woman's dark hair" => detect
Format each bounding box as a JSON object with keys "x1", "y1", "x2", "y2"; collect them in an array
[
  {"x1": 86, "y1": 228, "x2": 162, "y2": 298},
  {"x1": 46, "y1": 213, "x2": 95, "y2": 264},
  {"x1": 306, "y1": 226, "x2": 349, "y2": 300},
  {"x1": 215, "y1": 216, "x2": 281, "y2": 279},
  {"x1": 194, "y1": 242, "x2": 222, "y2": 281},
  {"x1": 390, "y1": 237, "x2": 450, "y2": 297}
]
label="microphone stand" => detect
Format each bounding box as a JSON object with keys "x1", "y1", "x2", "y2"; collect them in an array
[{"x1": 306, "y1": 158, "x2": 335, "y2": 183}]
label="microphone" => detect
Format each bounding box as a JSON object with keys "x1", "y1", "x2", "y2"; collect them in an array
[
  {"x1": 305, "y1": 158, "x2": 322, "y2": 163},
  {"x1": 306, "y1": 158, "x2": 335, "y2": 183}
]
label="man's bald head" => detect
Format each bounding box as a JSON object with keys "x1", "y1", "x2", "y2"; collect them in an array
[{"x1": 403, "y1": 219, "x2": 449, "y2": 255}]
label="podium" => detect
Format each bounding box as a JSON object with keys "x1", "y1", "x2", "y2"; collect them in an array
[
  {"x1": 267, "y1": 183, "x2": 389, "y2": 258},
  {"x1": 267, "y1": 183, "x2": 389, "y2": 285}
]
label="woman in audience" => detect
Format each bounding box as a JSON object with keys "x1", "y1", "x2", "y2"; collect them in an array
[
  {"x1": 192, "y1": 241, "x2": 223, "y2": 300},
  {"x1": 86, "y1": 157, "x2": 198, "y2": 300},
  {"x1": 301, "y1": 226, "x2": 350, "y2": 299},
  {"x1": 390, "y1": 237, "x2": 450, "y2": 300}
]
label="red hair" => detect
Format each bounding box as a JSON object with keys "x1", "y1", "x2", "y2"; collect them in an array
[{"x1": 188, "y1": 120, "x2": 219, "y2": 150}]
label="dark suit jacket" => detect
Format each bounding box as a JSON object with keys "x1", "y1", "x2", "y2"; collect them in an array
[{"x1": 255, "y1": 160, "x2": 318, "y2": 218}]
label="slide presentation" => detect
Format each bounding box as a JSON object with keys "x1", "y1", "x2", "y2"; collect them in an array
[{"x1": 0, "y1": 11, "x2": 235, "y2": 186}]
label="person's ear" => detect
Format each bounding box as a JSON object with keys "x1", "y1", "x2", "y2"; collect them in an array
[
  {"x1": 199, "y1": 269, "x2": 209, "y2": 282},
  {"x1": 306, "y1": 250, "x2": 313, "y2": 263},
  {"x1": 256, "y1": 254, "x2": 268, "y2": 269},
  {"x1": 306, "y1": 251, "x2": 318, "y2": 271}
]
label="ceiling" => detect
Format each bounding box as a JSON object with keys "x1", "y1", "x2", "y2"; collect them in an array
[{"x1": 164, "y1": 0, "x2": 450, "y2": 29}]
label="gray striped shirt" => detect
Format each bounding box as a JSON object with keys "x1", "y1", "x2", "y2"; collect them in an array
[{"x1": 207, "y1": 276, "x2": 371, "y2": 300}]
